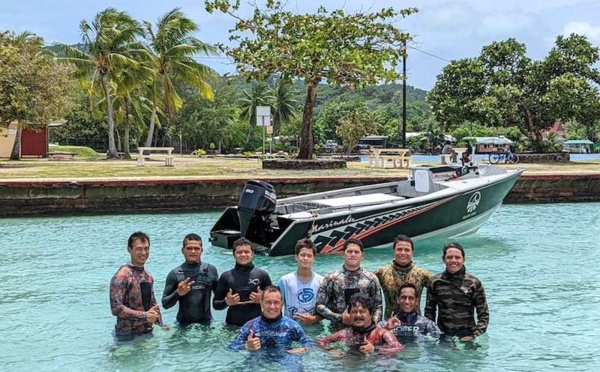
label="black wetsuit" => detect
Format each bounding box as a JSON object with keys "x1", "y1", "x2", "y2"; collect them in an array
[
  {"x1": 212, "y1": 262, "x2": 272, "y2": 326},
  {"x1": 162, "y1": 261, "x2": 219, "y2": 325}
]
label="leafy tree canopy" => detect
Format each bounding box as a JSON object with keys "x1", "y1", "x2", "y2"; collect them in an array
[
  {"x1": 428, "y1": 34, "x2": 600, "y2": 152},
  {"x1": 0, "y1": 31, "x2": 76, "y2": 129},
  {"x1": 205, "y1": 0, "x2": 417, "y2": 158}
]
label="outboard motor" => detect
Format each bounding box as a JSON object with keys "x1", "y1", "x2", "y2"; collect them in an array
[{"x1": 237, "y1": 180, "x2": 276, "y2": 244}]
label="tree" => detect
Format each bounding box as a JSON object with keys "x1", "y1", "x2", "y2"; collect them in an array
[
  {"x1": 336, "y1": 105, "x2": 378, "y2": 154},
  {"x1": 144, "y1": 8, "x2": 218, "y2": 146},
  {"x1": 54, "y1": 8, "x2": 146, "y2": 158},
  {"x1": 175, "y1": 82, "x2": 242, "y2": 152},
  {"x1": 271, "y1": 78, "x2": 299, "y2": 135},
  {"x1": 428, "y1": 34, "x2": 600, "y2": 152},
  {"x1": 205, "y1": 1, "x2": 417, "y2": 159},
  {"x1": 0, "y1": 31, "x2": 76, "y2": 159},
  {"x1": 239, "y1": 82, "x2": 273, "y2": 127}
]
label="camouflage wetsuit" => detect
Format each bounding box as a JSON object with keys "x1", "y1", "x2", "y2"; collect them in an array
[
  {"x1": 379, "y1": 310, "x2": 440, "y2": 341},
  {"x1": 374, "y1": 261, "x2": 432, "y2": 317},
  {"x1": 425, "y1": 266, "x2": 489, "y2": 338},
  {"x1": 110, "y1": 263, "x2": 163, "y2": 338},
  {"x1": 315, "y1": 266, "x2": 383, "y2": 327},
  {"x1": 317, "y1": 324, "x2": 403, "y2": 354}
]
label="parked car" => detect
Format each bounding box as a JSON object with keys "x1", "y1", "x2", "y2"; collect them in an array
[{"x1": 323, "y1": 140, "x2": 341, "y2": 152}]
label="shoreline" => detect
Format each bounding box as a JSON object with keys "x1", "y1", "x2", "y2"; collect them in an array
[{"x1": 1, "y1": 172, "x2": 599, "y2": 217}]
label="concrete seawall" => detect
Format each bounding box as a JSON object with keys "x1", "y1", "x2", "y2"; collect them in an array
[{"x1": 1, "y1": 174, "x2": 599, "y2": 217}]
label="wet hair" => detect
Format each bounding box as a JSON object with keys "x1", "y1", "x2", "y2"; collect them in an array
[
  {"x1": 261, "y1": 285, "x2": 282, "y2": 301},
  {"x1": 128, "y1": 231, "x2": 150, "y2": 249},
  {"x1": 398, "y1": 283, "x2": 418, "y2": 298},
  {"x1": 393, "y1": 234, "x2": 414, "y2": 251},
  {"x1": 295, "y1": 238, "x2": 316, "y2": 256},
  {"x1": 233, "y1": 237, "x2": 254, "y2": 253},
  {"x1": 343, "y1": 238, "x2": 364, "y2": 252},
  {"x1": 348, "y1": 293, "x2": 373, "y2": 314},
  {"x1": 443, "y1": 242, "x2": 465, "y2": 259},
  {"x1": 182, "y1": 233, "x2": 202, "y2": 248}
]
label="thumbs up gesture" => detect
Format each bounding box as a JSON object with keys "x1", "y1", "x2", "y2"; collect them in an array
[
  {"x1": 359, "y1": 336, "x2": 374, "y2": 354},
  {"x1": 225, "y1": 288, "x2": 241, "y2": 306},
  {"x1": 249, "y1": 287, "x2": 263, "y2": 304},
  {"x1": 245, "y1": 330, "x2": 261, "y2": 351}
]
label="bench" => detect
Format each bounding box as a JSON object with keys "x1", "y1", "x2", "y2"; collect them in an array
[
  {"x1": 136, "y1": 147, "x2": 175, "y2": 166},
  {"x1": 368, "y1": 148, "x2": 411, "y2": 168},
  {"x1": 48, "y1": 151, "x2": 76, "y2": 160}
]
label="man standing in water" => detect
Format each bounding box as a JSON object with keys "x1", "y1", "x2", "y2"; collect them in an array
[
  {"x1": 229, "y1": 286, "x2": 311, "y2": 353},
  {"x1": 425, "y1": 242, "x2": 489, "y2": 342},
  {"x1": 162, "y1": 233, "x2": 219, "y2": 325},
  {"x1": 374, "y1": 235, "x2": 431, "y2": 318},
  {"x1": 381, "y1": 283, "x2": 440, "y2": 341},
  {"x1": 213, "y1": 237, "x2": 272, "y2": 326},
  {"x1": 316, "y1": 238, "x2": 383, "y2": 328},
  {"x1": 278, "y1": 238, "x2": 323, "y2": 325},
  {"x1": 110, "y1": 231, "x2": 163, "y2": 340},
  {"x1": 317, "y1": 293, "x2": 403, "y2": 355}
]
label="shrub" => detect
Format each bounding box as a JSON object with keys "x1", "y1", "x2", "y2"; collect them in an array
[{"x1": 191, "y1": 149, "x2": 207, "y2": 156}]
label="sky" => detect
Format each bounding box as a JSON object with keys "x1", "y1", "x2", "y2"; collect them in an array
[{"x1": 1, "y1": 0, "x2": 599, "y2": 90}]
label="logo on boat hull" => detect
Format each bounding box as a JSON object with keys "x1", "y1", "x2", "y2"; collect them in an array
[{"x1": 467, "y1": 192, "x2": 481, "y2": 213}]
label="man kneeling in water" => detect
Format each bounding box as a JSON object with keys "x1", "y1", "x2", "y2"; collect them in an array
[
  {"x1": 381, "y1": 283, "x2": 440, "y2": 342},
  {"x1": 317, "y1": 293, "x2": 403, "y2": 355},
  {"x1": 229, "y1": 286, "x2": 311, "y2": 354}
]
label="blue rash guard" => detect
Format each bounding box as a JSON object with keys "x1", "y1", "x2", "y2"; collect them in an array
[{"x1": 229, "y1": 315, "x2": 312, "y2": 351}]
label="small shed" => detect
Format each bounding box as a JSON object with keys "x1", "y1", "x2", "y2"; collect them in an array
[
  {"x1": 21, "y1": 126, "x2": 48, "y2": 157},
  {"x1": 563, "y1": 139, "x2": 593, "y2": 153}
]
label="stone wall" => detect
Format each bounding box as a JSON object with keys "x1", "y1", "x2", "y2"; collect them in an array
[
  {"x1": 1, "y1": 173, "x2": 599, "y2": 217},
  {"x1": 516, "y1": 152, "x2": 570, "y2": 163},
  {"x1": 262, "y1": 159, "x2": 346, "y2": 170}
]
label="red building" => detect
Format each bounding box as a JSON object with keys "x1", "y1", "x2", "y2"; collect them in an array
[{"x1": 21, "y1": 127, "x2": 48, "y2": 157}]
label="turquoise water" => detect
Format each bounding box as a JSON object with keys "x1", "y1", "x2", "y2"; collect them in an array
[{"x1": 1, "y1": 203, "x2": 599, "y2": 371}]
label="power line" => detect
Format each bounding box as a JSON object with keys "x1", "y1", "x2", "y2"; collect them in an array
[{"x1": 407, "y1": 45, "x2": 452, "y2": 62}]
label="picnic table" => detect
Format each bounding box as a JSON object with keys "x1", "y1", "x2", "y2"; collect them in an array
[{"x1": 368, "y1": 148, "x2": 411, "y2": 168}]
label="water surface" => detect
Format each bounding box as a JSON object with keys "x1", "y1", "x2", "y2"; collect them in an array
[{"x1": 1, "y1": 204, "x2": 599, "y2": 371}]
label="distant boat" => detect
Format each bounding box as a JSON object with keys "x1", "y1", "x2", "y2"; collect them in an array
[{"x1": 209, "y1": 163, "x2": 523, "y2": 256}]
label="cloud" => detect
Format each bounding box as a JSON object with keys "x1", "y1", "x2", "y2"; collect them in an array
[
  {"x1": 477, "y1": 13, "x2": 534, "y2": 37},
  {"x1": 561, "y1": 21, "x2": 600, "y2": 44}
]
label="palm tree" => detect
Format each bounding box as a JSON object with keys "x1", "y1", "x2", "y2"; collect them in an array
[
  {"x1": 54, "y1": 8, "x2": 145, "y2": 158},
  {"x1": 271, "y1": 79, "x2": 299, "y2": 135},
  {"x1": 111, "y1": 68, "x2": 154, "y2": 158},
  {"x1": 144, "y1": 8, "x2": 217, "y2": 146},
  {"x1": 240, "y1": 83, "x2": 273, "y2": 126}
]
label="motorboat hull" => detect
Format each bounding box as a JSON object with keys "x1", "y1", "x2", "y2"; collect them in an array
[{"x1": 210, "y1": 165, "x2": 522, "y2": 256}]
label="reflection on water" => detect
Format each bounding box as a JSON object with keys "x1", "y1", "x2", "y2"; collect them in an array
[{"x1": 1, "y1": 203, "x2": 599, "y2": 371}]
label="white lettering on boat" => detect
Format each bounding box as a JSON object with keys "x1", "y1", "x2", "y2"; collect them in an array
[{"x1": 312, "y1": 215, "x2": 356, "y2": 233}]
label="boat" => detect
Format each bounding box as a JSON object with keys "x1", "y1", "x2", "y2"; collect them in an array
[{"x1": 209, "y1": 163, "x2": 523, "y2": 256}]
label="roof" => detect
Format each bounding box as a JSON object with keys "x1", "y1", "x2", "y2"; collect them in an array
[
  {"x1": 563, "y1": 139, "x2": 594, "y2": 145},
  {"x1": 549, "y1": 121, "x2": 565, "y2": 133},
  {"x1": 464, "y1": 136, "x2": 513, "y2": 145},
  {"x1": 360, "y1": 135, "x2": 388, "y2": 140}
]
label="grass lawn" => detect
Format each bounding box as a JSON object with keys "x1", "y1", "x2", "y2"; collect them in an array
[
  {"x1": 48, "y1": 144, "x2": 104, "y2": 159},
  {"x1": 0, "y1": 155, "x2": 599, "y2": 180}
]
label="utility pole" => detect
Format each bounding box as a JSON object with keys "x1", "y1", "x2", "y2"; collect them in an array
[{"x1": 402, "y1": 39, "x2": 407, "y2": 148}]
